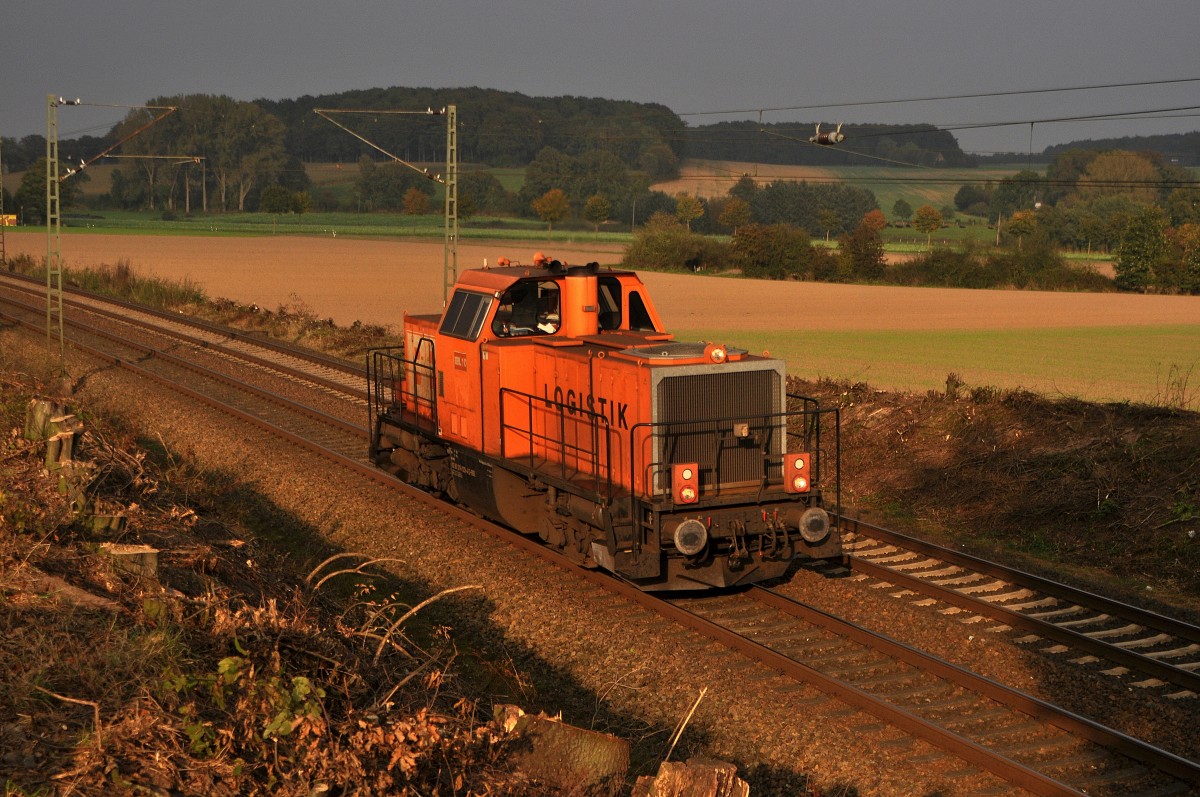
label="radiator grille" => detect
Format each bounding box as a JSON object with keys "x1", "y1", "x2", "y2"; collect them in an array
[{"x1": 656, "y1": 366, "x2": 782, "y2": 489}]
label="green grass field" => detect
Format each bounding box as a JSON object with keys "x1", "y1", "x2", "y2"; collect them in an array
[{"x1": 675, "y1": 324, "x2": 1200, "y2": 409}]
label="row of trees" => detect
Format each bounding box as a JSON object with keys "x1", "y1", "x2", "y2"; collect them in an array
[
  {"x1": 623, "y1": 209, "x2": 889, "y2": 283},
  {"x1": 608, "y1": 144, "x2": 1200, "y2": 295},
  {"x1": 518, "y1": 168, "x2": 880, "y2": 242},
  {"x1": 622, "y1": 201, "x2": 1119, "y2": 293},
  {"x1": 1114, "y1": 209, "x2": 1200, "y2": 293},
  {"x1": 944, "y1": 148, "x2": 1200, "y2": 292},
  {"x1": 3, "y1": 94, "x2": 307, "y2": 220},
  {"x1": 952, "y1": 150, "x2": 1198, "y2": 246}
]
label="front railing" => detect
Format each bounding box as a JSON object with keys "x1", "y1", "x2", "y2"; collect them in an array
[
  {"x1": 366, "y1": 345, "x2": 437, "y2": 438},
  {"x1": 631, "y1": 397, "x2": 839, "y2": 503}
]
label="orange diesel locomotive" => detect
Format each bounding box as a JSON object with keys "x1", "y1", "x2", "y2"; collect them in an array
[{"x1": 366, "y1": 256, "x2": 841, "y2": 590}]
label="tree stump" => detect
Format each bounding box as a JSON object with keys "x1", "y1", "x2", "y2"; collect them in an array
[
  {"x1": 496, "y1": 705, "x2": 630, "y2": 795},
  {"x1": 633, "y1": 757, "x2": 750, "y2": 797}
]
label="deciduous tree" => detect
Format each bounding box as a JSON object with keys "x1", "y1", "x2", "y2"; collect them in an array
[
  {"x1": 729, "y1": 175, "x2": 758, "y2": 203},
  {"x1": 1006, "y1": 209, "x2": 1037, "y2": 250},
  {"x1": 818, "y1": 208, "x2": 840, "y2": 242},
  {"x1": 989, "y1": 171, "x2": 1043, "y2": 223},
  {"x1": 912, "y1": 204, "x2": 943, "y2": 249},
  {"x1": 532, "y1": 188, "x2": 570, "y2": 231},
  {"x1": 291, "y1": 191, "x2": 312, "y2": 215},
  {"x1": 838, "y1": 220, "x2": 886, "y2": 281},
  {"x1": 459, "y1": 171, "x2": 510, "y2": 216},
  {"x1": 892, "y1": 198, "x2": 912, "y2": 222},
  {"x1": 861, "y1": 208, "x2": 887, "y2": 232},
  {"x1": 259, "y1": 184, "x2": 292, "y2": 214},
  {"x1": 402, "y1": 187, "x2": 430, "y2": 215},
  {"x1": 1170, "y1": 223, "x2": 1200, "y2": 294},
  {"x1": 953, "y1": 184, "x2": 989, "y2": 214},
  {"x1": 584, "y1": 194, "x2": 611, "y2": 231},
  {"x1": 1165, "y1": 187, "x2": 1200, "y2": 226},
  {"x1": 732, "y1": 223, "x2": 824, "y2": 280},
  {"x1": 1078, "y1": 151, "x2": 1160, "y2": 204},
  {"x1": 717, "y1": 196, "x2": 751, "y2": 232},
  {"x1": 1114, "y1": 206, "x2": 1167, "y2": 292},
  {"x1": 674, "y1": 193, "x2": 704, "y2": 231}
]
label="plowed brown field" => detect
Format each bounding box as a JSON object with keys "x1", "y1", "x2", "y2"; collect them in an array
[
  {"x1": 7, "y1": 230, "x2": 1197, "y2": 331},
  {"x1": 6, "y1": 230, "x2": 1199, "y2": 403}
]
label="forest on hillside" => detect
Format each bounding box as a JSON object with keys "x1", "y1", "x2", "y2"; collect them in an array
[
  {"x1": 2, "y1": 86, "x2": 970, "y2": 176},
  {"x1": 681, "y1": 120, "x2": 974, "y2": 167}
]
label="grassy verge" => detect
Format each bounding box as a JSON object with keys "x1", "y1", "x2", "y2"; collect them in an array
[{"x1": 7, "y1": 254, "x2": 402, "y2": 359}]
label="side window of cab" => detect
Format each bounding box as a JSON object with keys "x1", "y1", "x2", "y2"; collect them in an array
[
  {"x1": 628, "y1": 290, "x2": 656, "y2": 331},
  {"x1": 492, "y1": 280, "x2": 561, "y2": 337},
  {"x1": 439, "y1": 290, "x2": 493, "y2": 340},
  {"x1": 598, "y1": 276, "x2": 622, "y2": 330}
]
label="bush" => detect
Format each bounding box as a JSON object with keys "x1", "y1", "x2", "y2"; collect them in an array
[
  {"x1": 890, "y1": 241, "x2": 1114, "y2": 291},
  {"x1": 259, "y1": 185, "x2": 294, "y2": 214},
  {"x1": 622, "y1": 214, "x2": 731, "y2": 272},
  {"x1": 731, "y1": 223, "x2": 830, "y2": 280}
]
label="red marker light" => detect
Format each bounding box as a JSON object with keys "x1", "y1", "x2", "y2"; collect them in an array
[
  {"x1": 673, "y1": 463, "x2": 700, "y2": 505},
  {"x1": 785, "y1": 452, "x2": 811, "y2": 494}
]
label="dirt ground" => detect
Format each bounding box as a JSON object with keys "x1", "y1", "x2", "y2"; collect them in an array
[{"x1": 6, "y1": 230, "x2": 1198, "y2": 334}]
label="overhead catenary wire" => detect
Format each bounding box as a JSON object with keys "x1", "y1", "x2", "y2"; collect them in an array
[
  {"x1": 313, "y1": 107, "x2": 448, "y2": 183},
  {"x1": 677, "y1": 76, "x2": 1200, "y2": 118}
]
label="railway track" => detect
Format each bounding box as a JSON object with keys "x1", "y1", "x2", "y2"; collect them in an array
[
  {"x1": 2, "y1": 277, "x2": 1197, "y2": 795},
  {"x1": 838, "y1": 517, "x2": 1200, "y2": 699},
  {"x1": 0, "y1": 272, "x2": 364, "y2": 402},
  {"x1": 672, "y1": 587, "x2": 1198, "y2": 796}
]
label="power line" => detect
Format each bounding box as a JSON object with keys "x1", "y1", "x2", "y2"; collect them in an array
[
  {"x1": 931, "y1": 104, "x2": 1200, "y2": 134},
  {"x1": 681, "y1": 105, "x2": 1200, "y2": 145},
  {"x1": 679, "y1": 76, "x2": 1200, "y2": 118},
  {"x1": 664, "y1": 173, "x2": 1200, "y2": 189}
]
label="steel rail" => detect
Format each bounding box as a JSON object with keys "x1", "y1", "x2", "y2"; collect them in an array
[
  {"x1": 749, "y1": 586, "x2": 1200, "y2": 788},
  {"x1": 848, "y1": 554, "x2": 1200, "y2": 695},
  {"x1": 840, "y1": 514, "x2": 1200, "y2": 644},
  {"x1": 0, "y1": 300, "x2": 364, "y2": 442}
]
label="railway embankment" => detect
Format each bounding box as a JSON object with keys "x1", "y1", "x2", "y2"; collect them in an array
[{"x1": 796, "y1": 374, "x2": 1200, "y2": 618}]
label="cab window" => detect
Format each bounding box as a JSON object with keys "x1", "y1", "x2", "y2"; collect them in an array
[
  {"x1": 628, "y1": 290, "x2": 656, "y2": 331},
  {"x1": 440, "y1": 290, "x2": 493, "y2": 340},
  {"x1": 492, "y1": 280, "x2": 561, "y2": 337},
  {"x1": 598, "y1": 276, "x2": 622, "y2": 330}
]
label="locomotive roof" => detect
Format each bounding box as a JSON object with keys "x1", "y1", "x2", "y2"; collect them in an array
[{"x1": 454, "y1": 263, "x2": 640, "y2": 292}]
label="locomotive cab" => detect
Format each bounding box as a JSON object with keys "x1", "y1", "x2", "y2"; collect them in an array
[{"x1": 367, "y1": 257, "x2": 842, "y2": 590}]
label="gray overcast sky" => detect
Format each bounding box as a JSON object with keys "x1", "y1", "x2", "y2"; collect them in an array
[{"x1": 3, "y1": 0, "x2": 1199, "y2": 156}]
